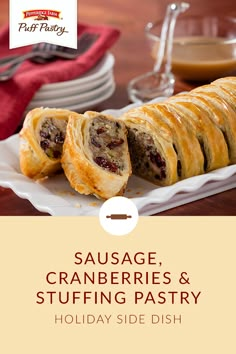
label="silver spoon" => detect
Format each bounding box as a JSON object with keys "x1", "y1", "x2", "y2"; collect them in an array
[
  {"x1": 127, "y1": 2, "x2": 190, "y2": 103},
  {"x1": 153, "y1": 2, "x2": 190, "y2": 73}
]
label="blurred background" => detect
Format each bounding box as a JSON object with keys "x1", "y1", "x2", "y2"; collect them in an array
[
  {"x1": 0, "y1": 0, "x2": 235, "y2": 106},
  {"x1": 80, "y1": 0, "x2": 236, "y2": 105}
]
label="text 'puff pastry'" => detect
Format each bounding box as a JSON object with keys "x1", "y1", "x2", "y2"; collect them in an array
[
  {"x1": 121, "y1": 76, "x2": 236, "y2": 187},
  {"x1": 61, "y1": 111, "x2": 132, "y2": 199},
  {"x1": 20, "y1": 107, "x2": 72, "y2": 180}
]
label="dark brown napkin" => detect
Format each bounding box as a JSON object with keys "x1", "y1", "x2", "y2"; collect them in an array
[{"x1": 0, "y1": 23, "x2": 120, "y2": 140}]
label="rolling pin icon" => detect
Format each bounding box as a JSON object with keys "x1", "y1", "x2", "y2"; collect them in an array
[{"x1": 106, "y1": 214, "x2": 132, "y2": 220}]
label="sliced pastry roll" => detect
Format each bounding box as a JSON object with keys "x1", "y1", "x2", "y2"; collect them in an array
[
  {"x1": 166, "y1": 94, "x2": 229, "y2": 171},
  {"x1": 121, "y1": 76, "x2": 235, "y2": 187},
  {"x1": 61, "y1": 111, "x2": 131, "y2": 199},
  {"x1": 147, "y1": 103, "x2": 205, "y2": 179},
  {"x1": 121, "y1": 106, "x2": 179, "y2": 186},
  {"x1": 193, "y1": 83, "x2": 236, "y2": 114},
  {"x1": 212, "y1": 76, "x2": 236, "y2": 96},
  {"x1": 188, "y1": 90, "x2": 236, "y2": 164},
  {"x1": 20, "y1": 108, "x2": 72, "y2": 179}
]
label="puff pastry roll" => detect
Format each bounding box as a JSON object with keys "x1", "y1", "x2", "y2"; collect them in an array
[
  {"x1": 121, "y1": 106, "x2": 179, "y2": 186},
  {"x1": 188, "y1": 90, "x2": 236, "y2": 164},
  {"x1": 121, "y1": 76, "x2": 236, "y2": 187},
  {"x1": 147, "y1": 103, "x2": 205, "y2": 179},
  {"x1": 193, "y1": 82, "x2": 236, "y2": 114},
  {"x1": 20, "y1": 108, "x2": 72, "y2": 179},
  {"x1": 167, "y1": 94, "x2": 229, "y2": 171},
  {"x1": 213, "y1": 76, "x2": 236, "y2": 96},
  {"x1": 121, "y1": 102, "x2": 205, "y2": 185},
  {"x1": 61, "y1": 111, "x2": 131, "y2": 199}
]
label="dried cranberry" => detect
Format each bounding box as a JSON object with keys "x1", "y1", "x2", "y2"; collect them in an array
[
  {"x1": 53, "y1": 150, "x2": 61, "y2": 159},
  {"x1": 156, "y1": 154, "x2": 166, "y2": 168},
  {"x1": 149, "y1": 152, "x2": 166, "y2": 168},
  {"x1": 161, "y1": 159, "x2": 166, "y2": 167},
  {"x1": 96, "y1": 127, "x2": 106, "y2": 135},
  {"x1": 94, "y1": 157, "x2": 118, "y2": 173},
  {"x1": 150, "y1": 152, "x2": 156, "y2": 164},
  {"x1": 40, "y1": 131, "x2": 50, "y2": 139},
  {"x1": 91, "y1": 137, "x2": 101, "y2": 148},
  {"x1": 107, "y1": 139, "x2": 124, "y2": 149},
  {"x1": 54, "y1": 133, "x2": 64, "y2": 144},
  {"x1": 160, "y1": 168, "x2": 166, "y2": 179},
  {"x1": 40, "y1": 140, "x2": 50, "y2": 150}
]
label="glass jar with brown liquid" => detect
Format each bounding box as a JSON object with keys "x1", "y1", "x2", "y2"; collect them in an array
[{"x1": 146, "y1": 16, "x2": 236, "y2": 81}]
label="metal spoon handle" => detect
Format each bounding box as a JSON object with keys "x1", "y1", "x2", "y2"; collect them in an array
[{"x1": 154, "y1": 2, "x2": 190, "y2": 73}]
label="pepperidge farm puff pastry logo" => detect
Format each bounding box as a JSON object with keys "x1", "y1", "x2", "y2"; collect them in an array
[
  {"x1": 9, "y1": 0, "x2": 77, "y2": 49},
  {"x1": 19, "y1": 9, "x2": 68, "y2": 36}
]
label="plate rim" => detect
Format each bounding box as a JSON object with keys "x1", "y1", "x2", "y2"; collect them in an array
[
  {"x1": 27, "y1": 74, "x2": 115, "y2": 108},
  {"x1": 32, "y1": 70, "x2": 113, "y2": 101},
  {"x1": 38, "y1": 53, "x2": 115, "y2": 92}
]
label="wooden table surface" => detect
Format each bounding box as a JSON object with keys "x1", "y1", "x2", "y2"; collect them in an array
[{"x1": 0, "y1": 0, "x2": 235, "y2": 216}]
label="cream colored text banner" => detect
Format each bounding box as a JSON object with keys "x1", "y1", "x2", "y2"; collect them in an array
[{"x1": 1, "y1": 217, "x2": 235, "y2": 353}]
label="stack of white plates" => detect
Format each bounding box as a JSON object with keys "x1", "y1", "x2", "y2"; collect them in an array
[{"x1": 26, "y1": 53, "x2": 115, "y2": 112}]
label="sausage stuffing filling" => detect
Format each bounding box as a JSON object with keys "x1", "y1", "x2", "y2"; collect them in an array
[
  {"x1": 89, "y1": 116, "x2": 126, "y2": 175},
  {"x1": 128, "y1": 128, "x2": 167, "y2": 181},
  {"x1": 38, "y1": 117, "x2": 67, "y2": 159}
]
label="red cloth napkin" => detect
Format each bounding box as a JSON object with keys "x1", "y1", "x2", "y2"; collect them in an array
[{"x1": 0, "y1": 23, "x2": 120, "y2": 140}]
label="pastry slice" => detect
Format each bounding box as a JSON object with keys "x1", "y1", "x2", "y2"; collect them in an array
[
  {"x1": 189, "y1": 90, "x2": 236, "y2": 164},
  {"x1": 166, "y1": 95, "x2": 229, "y2": 172},
  {"x1": 147, "y1": 103, "x2": 205, "y2": 179},
  {"x1": 212, "y1": 76, "x2": 236, "y2": 96},
  {"x1": 20, "y1": 108, "x2": 72, "y2": 179},
  {"x1": 121, "y1": 106, "x2": 178, "y2": 186},
  {"x1": 193, "y1": 83, "x2": 236, "y2": 114},
  {"x1": 61, "y1": 111, "x2": 131, "y2": 199}
]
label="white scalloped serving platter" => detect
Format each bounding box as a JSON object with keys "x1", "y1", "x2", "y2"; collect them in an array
[{"x1": 0, "y1": 99, "x2": 236, "y2": 216}]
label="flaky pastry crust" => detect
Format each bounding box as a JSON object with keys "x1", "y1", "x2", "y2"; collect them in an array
[
  {"x1": 61, "y1": 111, "x2": 131, "y2": 199},
  {"x1": 19, "y1": 107, "x2": 72, "y2": 179}
]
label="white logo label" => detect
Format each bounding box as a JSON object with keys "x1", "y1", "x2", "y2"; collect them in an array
[{"x1": 9, "y1": 0, "x2": 77, "y2": 49}]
